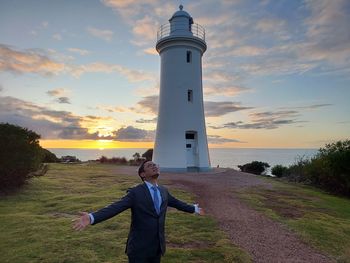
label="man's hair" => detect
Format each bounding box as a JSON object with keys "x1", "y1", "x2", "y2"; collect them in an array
[{"x1": 138, "y1": 160, "x2": 149, "y2": 180}]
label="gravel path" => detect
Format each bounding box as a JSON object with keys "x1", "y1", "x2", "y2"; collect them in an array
[
  {"x1": 114, "y1": 166, "x2": 334, "y2": 263},
  {"x1": 161, "y1": 169, "x2": 334, "y2": 263}
]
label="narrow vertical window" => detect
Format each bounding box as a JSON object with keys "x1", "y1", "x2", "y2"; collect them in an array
[
  {"x1": 186, "y1": 51, "x2": 192, "y2": 63},
  {"x1": 187, "y1": 89, "x2": 193, "y2": 102}
]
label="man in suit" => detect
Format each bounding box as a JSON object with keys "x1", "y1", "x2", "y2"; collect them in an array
[{"x1": 72, "y1": 160, "x2": 204, "y2": 263}]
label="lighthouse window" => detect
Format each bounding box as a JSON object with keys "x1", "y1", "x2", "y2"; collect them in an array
[
  {"x1": 186, "y1": 51, "x2": 192, "y2": 63},
  {"x1": 186, "y1": 144, "x2": 192, "y2": 148},
  {"x1": 187, "y1": 89, "x2": 193, "y2": 102},
  {"x1": 186, "y1": 133, "x2": 195, "y2": 139}
]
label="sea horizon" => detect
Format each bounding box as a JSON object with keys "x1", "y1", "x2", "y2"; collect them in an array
[{"x1": 48, "y1": 148, "x2": 318, "y2": 172}]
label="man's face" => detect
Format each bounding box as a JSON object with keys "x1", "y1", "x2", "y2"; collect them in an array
[{"x1": 141, "y1": 161, "x2": 160, "y2": 181}]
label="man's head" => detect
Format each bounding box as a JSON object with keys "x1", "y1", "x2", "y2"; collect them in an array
[{"x1": 138, "y1": 160, "x2": 159, "y2": 182}]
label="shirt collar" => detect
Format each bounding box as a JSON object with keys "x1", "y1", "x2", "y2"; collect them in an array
[{"x1": 144, "y1": 180, "x2": 158, "y2": 190}]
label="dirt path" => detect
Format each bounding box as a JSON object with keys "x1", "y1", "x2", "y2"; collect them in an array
[{"x1": 115, "y1": 166, "x2": 334, "y2": 263}]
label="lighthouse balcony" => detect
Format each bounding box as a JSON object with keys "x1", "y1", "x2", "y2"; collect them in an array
[{"x1": 157, "y1": 22, "x2": 205, "y2": 43}]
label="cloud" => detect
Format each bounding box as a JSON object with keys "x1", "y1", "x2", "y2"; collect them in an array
[
  {"x1": 47, "y1": 88, "x2": 72, "y2": 104},
  {"x1": 228, "y1": 46, "x2": 268, "y2": 57},
  {"x1": 132, "y1": 15, "x2": 158, "y2": 42},
  {"x1": 102, "y1": 0, "x2": 164, "y2": 22},
  {"x1": 249, "y1": 110, "x2": 300, "y2": 120},
  {"x1": 207, "y1": 135, "x2": 244, "y2": 144},
  {"x1": 204, "y1": 70, "x2": 240, "y2": 83},
  {"x1": 254, "y1": 18, "x2": 290, "y2": 41},
  {"x1": 47, "y1": 88, "x2": 69, "y2": 97},
  {"x1": 238, "y1": 58, "x2": 316, "y2": 76},
  {"x1": 0, "y1": 44, "x2": 65, "y2": 76},
  {"x1": 113, "y1": 126, "x2": 155, "y2": 141},
  {"x1": 0, "y1": 44, "x2": 155, "y2": 82},
  {"x1": 67, "y1": 48, "x2": 90, "y2": 56},
  {"x1": 70, "y1": 62, "x2": 155, "y2": 82},
  {"x1": 42, "y1": 21, "x2": 49, "y2": 28},
  {"x1": 301, "y1": 0, "x2": 350, "y2": 65},
  {"x1": 101, "y1": 0, "x2": 173, "y2": 48},
  {"x1": 204, "y1": 85, "x2": 250, "y2": 97},
  {"x1": 52, "y1": 34, "x2": 62, "y2": 41},
  {"x1": 57, "y1": 97, "x2": 71, "y2": 104},
  {"x1": 130, "y1": 95, "x2": 159, "y2": 115},
  {"x1": 136, "y1": 117, "x2": 157, "y2": 123},
  {"x1": 204, "y1": 101, "x2": 253, "y2": 117},
  {"x1": 87, "y1": 27, "x2": 114, "y2": 42},
  {"x1": 219, "y1": 119, "x2": 303, "y2": 130},
  {"x1": 130, "y1": 96, "x2": 253, "y2": 118},
  {"x1": 281, "y1": 104, "x2": 333, "y2": 110},
  {"x1": 143, "y1": 47, "x2": 158, "y2": 55},
  {"x1": 210, "y1": 109, "x2": 307, "y2": 130},
  {"x1": 0, "y1": 95, "x2": 114, "y2": 140}
]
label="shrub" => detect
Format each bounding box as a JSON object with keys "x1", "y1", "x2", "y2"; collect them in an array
[
  {"x1": 0, "y1": 123, "x2": 44, "y2": 191},
  {"x1": 309, "y1": 140, "x2": 350, "y2": 195},
  {"x1": 41, "y1": 148, "x2": 59, "y2": 163},
  {"x1": 280, "y1": 140, "x2": 350, "y2": 196},
  {"x1": 98, "y1": 156, "x2": 130, "y2": 165},
  {"x1": 271, "y1": 165, "x2": 288, "y2": 178},
  {"x1": 238, "y1": 161, "x2": 270, "y2": 175}
]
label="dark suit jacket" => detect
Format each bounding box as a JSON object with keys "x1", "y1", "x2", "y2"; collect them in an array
[{"x1": 91, "y1": 182, "x2": 195, "y2": 257}]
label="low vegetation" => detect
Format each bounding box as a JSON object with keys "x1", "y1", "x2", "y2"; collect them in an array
[
  {"x1": 271, "y1": 140, "x2": 350, "y2": 196},
  {"x1": 0, "y1": 163, "x2": 251, "y2": 263},
  {"x1": 238, "y1": 161, "x2": 270, "y2": 175},
  {"x1": 98, "y1": 148, "x2": 153, "y2": 166}
]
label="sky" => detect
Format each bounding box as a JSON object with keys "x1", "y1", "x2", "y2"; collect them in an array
[{"x1": 0, "y1": 0, "x2": 349, "y2": 149}]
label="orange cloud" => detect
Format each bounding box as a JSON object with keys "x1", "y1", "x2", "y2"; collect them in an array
[{"x1": 0, "y1": 44, "x2": 65, "y2": 76}]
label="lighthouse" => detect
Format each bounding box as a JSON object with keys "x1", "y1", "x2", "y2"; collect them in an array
[{"x1": 153, "y1": 5, "x2": 211, "y2": 172}]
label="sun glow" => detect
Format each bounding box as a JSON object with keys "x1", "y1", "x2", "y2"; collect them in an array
[{"x1": 40, "y1": 139, "x2": 154, "y2": 149}]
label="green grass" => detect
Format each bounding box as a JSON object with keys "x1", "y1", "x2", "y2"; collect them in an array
[
  {"x1": 0, "y1": 163, "x2": 250, "y2": 263},
  {"x1": 238, "y1": 178, "x2": 350, "y2": 262}
]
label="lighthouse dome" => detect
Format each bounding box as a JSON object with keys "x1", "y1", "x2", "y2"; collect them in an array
[{"x1": 169, "y1": 5, "x2": 191, "y2": 21}]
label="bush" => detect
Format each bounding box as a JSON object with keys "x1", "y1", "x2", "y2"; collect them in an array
[
  {"x1": 0, "y1": 123, "x2": 44, "y2": 191},
  {"x1": 271, "y1": 165, "x2": 288, "y2": 178},
  {"x1": 238, "y1": 161, "x2": 270, "y2": 175},
  {"x1": 98, "y1": 156, "x2": 130, "y2": 165},
  {"x1": 309, "y1": 140, "x2": 350, "y2": 195},
  {"x1": 280, "y1": 140, "x2": 350, "y2": 196},
  {"x1": 41, "y1": 148, "x2": 59, "y2": 163}
]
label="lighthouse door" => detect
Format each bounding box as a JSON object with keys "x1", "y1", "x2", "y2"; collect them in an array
[{"x1": 186, "y1": 131, "x2": 197, "y2": 167}]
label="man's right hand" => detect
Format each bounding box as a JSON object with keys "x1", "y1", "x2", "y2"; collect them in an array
[{"x1": 72, "y1": 212, "x2": 91, "y2": 231}]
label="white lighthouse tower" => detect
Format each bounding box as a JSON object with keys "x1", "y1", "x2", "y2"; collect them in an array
[{"x1": 153, "y1": 5, "x2": 211, "y2": 172}]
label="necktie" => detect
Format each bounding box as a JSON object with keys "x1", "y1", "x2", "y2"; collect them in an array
[{"x1": 151, "y1": 186, "x2": 160, "y2": 214}]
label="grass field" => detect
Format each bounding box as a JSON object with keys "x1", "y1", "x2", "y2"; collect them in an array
[
  {"x1": 0, "y1": 163, "x2": 251, "y2": 263},
  {"x1": 238, "y1": 177, "x2": 350, "y2": 263}
]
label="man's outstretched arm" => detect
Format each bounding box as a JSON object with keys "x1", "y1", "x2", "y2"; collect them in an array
[
  {"x1": 72, "y1": 190, "x2": 134, "y2": 231},
  {"x1": 168, "y1": 192, "x2": 205, "y2": 215}
]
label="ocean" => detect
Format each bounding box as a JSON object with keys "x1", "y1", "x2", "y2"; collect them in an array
[{"x1": 48, "y1": 148, "x2": 318, "y2": 172}]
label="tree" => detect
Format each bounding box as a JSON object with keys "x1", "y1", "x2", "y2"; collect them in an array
[
  {"x1": 133, "y1": 152, "x2": 141, "y2": 161},
  {"x1": 142, "y1": 149, "x2": 153, "y2": 161},
  {"x1": 0, "y1": 123, "x2": 44, "y2": 191}
]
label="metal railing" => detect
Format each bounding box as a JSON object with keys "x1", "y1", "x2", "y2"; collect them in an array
[{"x1": 157, "y1": 22, "x2": 205, "y2": 42}]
